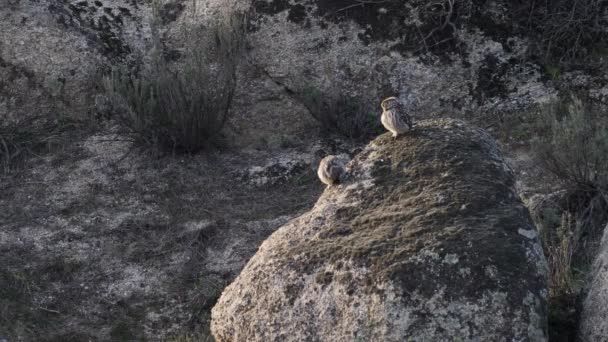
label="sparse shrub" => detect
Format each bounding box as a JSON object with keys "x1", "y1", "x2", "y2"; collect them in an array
[
  {"x1": 513, "y1": 0, "x2": 608, "y2": 66},
  {"x1": 536, "y1": 206, "x2": 583, "y2": 297},
  {"x1": 299, "y1": 86, "x2": 383, "y2": 140},
  {"x1": 0, "y1": 115, "x2": 74, "y2": 172},
  {"x1": 533, "y1": 200, "x2": 586, "y2": 341},
  {"x1": 104, "y1": 9, "x2": 245, "y2": 153},
  {"x1": 532, "y1": 96, "x2": 608, "y2": 339},
  {"x1": 532, "y1": 96, "x2": 608, "y2": 276},
  {"x1": 533, "y1": 97, "x2": 608, "y2": 198}
]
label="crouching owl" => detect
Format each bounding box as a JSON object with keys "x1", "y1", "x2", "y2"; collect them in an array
[{"x1": 317, "y1": 155, "x2": 345, "y2": 187}]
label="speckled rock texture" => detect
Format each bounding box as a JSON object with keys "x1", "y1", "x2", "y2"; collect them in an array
[
  {"x1": 2, "y1": 0, "x2": 564, "y2": 143},
  {"x1": 211, "y1": 119, "x2": 549, "y2": 341},
  {"x1": 578, "y1": 224, "x2": 608, "y2": 342},
  {"x1": 0, "y1": 0, "x2": 153, "y2": 120},
  {"x1": 187, "y1": 0, "x2": 566, "y2": 147},
  {"x1": 237, "y1": 0, "x2": 558, "y2": 116}
]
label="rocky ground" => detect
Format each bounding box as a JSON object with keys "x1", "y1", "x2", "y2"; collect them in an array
[
  {"x1": 0, "y1": 104, "x2": 566, "y2": 342},
  {"x1": 0, "y1": 109, "x2": 554, "y2": 342},
  {"x1": 2, "y1": 0, "x2": 608, "y2": 341},
  {"x1": 0, "y1": 122, "x2": 342, "y2": 340}
]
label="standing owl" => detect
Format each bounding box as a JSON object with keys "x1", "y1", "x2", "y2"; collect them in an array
[
  {"x1": 380, "y1": 96, "x2": 413, "y2": 138},
  {"x1": 317, "y1": 155, "x2": 344, "y2": 187}
]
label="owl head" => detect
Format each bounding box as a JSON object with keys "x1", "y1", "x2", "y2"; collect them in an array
[
  {"x1": 320, "y1": 155, "x2": 337, "y2": 166},
  {"x1": 380, "y1": 97, "x2": 399, "y2": 111}
]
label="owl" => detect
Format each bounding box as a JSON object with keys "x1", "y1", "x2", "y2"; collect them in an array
[
  {"x1": 380, "y1": 96, "x2": 413, "y2": 138},
  {"x1": 317, "y1": 155, "x2": 344, "y2": 187}
]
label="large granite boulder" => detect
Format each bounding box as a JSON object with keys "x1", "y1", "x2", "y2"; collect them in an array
[
  {"x1": 211, "y1": 119, "x2": 549, "y2": 341},
  {"x1": 578, "y1": 224, "x2": 608, "y2": 341}
]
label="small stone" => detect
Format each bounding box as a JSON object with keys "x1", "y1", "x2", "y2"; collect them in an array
[{"x1": 517, "y1": 228, "x2": 538, "y2": 240}]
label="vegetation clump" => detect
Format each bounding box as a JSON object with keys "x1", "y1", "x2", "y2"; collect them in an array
[
  {"x1": 533, "y1": 97, "x2": 608, "y2": 213},
  {"x1": 299, "y1": 86, "x2": 383, "y2": 140},
  {"x1": 0, "y1": 115, "x2": 75, "y2": 172},
  {"x1": 104, "y1": 10, "x2": 245, "y2": 153},
  {"x1": 531, "y1": 96, "x2": 608, "y2": 340},
  {"x1": 513, "y1": 0, "x2": 608, "y2": 67}
]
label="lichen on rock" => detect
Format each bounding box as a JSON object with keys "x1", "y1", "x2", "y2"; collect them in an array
[{"x1": 211, "y1": 119, "x2": 549, "y2": 341}]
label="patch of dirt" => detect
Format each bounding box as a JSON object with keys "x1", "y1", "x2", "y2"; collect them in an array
[{"x1": 0, "y1": 125, "x2": 324, "y2": 340}]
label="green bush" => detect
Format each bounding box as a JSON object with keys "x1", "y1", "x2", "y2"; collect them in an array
[
  {"x1": 104, "y1": 11, "x2": 245, "y2": 153},
  {"x1": 299, "y1": 86, "x2": 383, "y2": 140}
]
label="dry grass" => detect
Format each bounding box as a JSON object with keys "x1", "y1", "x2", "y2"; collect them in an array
[
  {"x1": 103, "y1": 8, "x2": 245, "y2": 153},
  {"x1": 0, "y1": 115, "x2": 77, "y2": 172},
  {"x1": 532, "y1": 200, "x2": 586, "y2": 341},
  {"x1": 535, "y1": 207, "x2": 583, "y2": 297}
]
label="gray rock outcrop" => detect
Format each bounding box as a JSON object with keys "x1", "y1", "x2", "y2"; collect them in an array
[
  {"x1": 0, "y1": 0, "x2": 153, "y2": 120},
  {"x1": 211, "y1": 119, "x2": 549, "y2": 341},
  {"x1": 242, "y1": 0, "x2": 557, "y2": 115},
  {"x1": 578, "y1": 224, "x2": 608, "y2": 341},
  {"x1": 2, "y1": 0, "x2": 562, "y2": 145}
]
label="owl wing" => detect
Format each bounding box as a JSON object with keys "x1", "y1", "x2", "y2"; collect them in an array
[
  {"x1": 328, "y1": 162, "x2": 343, "y2": 182},
  {"x1": 397, "y1": 102, "x2": 413, "y2": 128}
]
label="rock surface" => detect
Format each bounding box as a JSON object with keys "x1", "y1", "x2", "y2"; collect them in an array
[
  {"x1": 0, "y1": 127, "x2": 325, "y2": 340},
  {"x1": 4, "y1": 0, "x2": 606, "y2": 148},
  {"x1": 578, "y1": 224, "x2": 608, "y2": 342},
  {"x1": 236, "y1": 0, "x2": 558, "y2": 118},
  {"x1": 211, "y1": 119, "x2": 549, "y2": 341},
  {"x1": 1, "y1": 0, "x2": 562, "y2": 142},
  {"x1": 0, "y1": 0, "x2": 153, "y2": 120}
]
